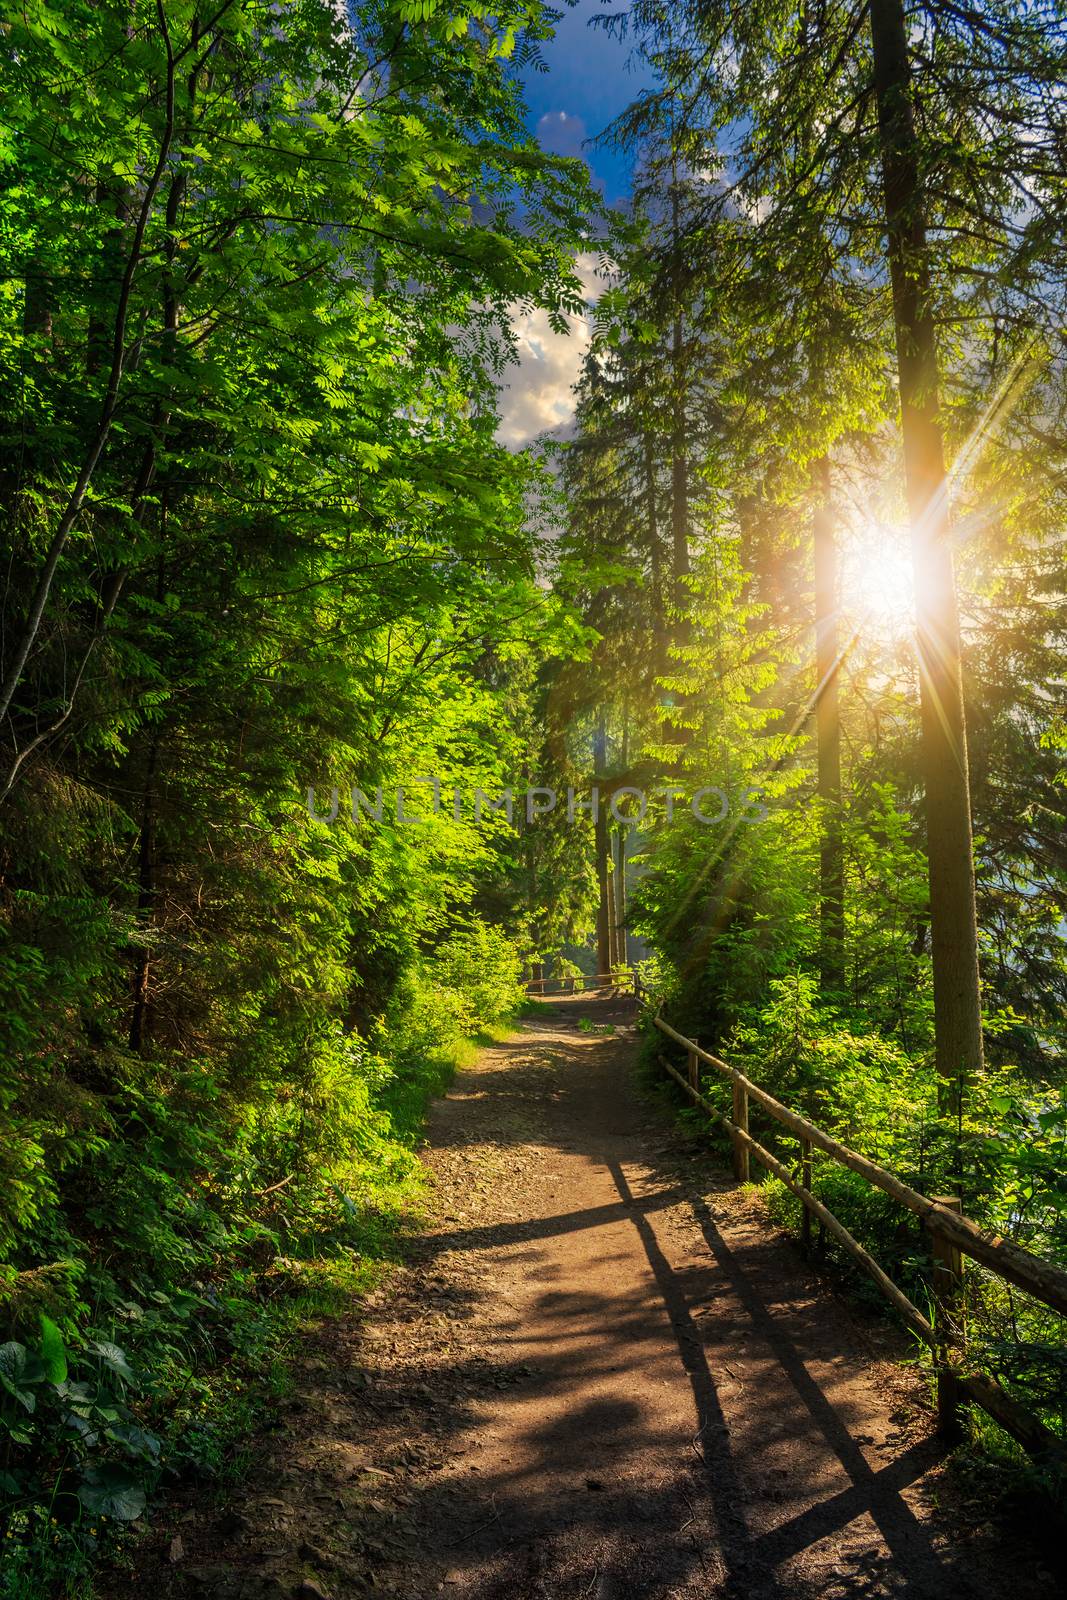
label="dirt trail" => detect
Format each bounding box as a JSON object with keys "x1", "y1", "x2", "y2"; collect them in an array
[{"x1": 126, "y1": 995, "x2": 1056, "y2": 1600}]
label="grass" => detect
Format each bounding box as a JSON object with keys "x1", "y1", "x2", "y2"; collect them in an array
[{"x1": 577, "y1": 1017, "x2": 615, "y2": 1035}]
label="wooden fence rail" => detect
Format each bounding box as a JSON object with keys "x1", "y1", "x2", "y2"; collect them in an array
[
  {"x1": 526, "y1": 971, "x2": 642, "y2": 997},
  {"x1": 652, "y1": 1011, "x2": 1067, "y2": 1461}
]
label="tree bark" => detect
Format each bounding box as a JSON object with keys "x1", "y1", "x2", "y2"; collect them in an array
[
  {"x1": 669, "y1": 179, "x2": 690, "y2": 623},
  {"x1": 812, "y1": 455, "x2": 845, "y2": 992},
  {"x1": 129, "y1": 733, "x2": 160, "y2": 1053},
  {"x1": 869, "y1": 0, "x2": 984, "y2": 1108},
  {"x1": 644, "y1": 433, "x2": 666, "y2": 672},
  {"x1": 615, "y1": 824, "x2": 629, "y2": 968},
  {"x1": 594, "y1": 712, "x2": 611, "y2": 975},
  {"x1": 606, "y1": 839, "x2": 619, "y2": 972}
]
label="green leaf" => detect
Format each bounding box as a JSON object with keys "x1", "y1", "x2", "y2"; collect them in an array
[
  {"x1": 0, "y1": 1342, "x2": 28, "y2": 1389},
  {"x1": 0, "y1": 1381, "x2": 35, "y2": 1415},
  {"x1": 88, "y1": 1340, "x2": 137, "y2": 1386},
  {"x1": 38, "y1": 1315, "x2": 68, "y2": 1384},
  {"x1": 0, "y1": 1343, "x2": 36, "y2": 1412},
  {"x1": 77, "y1": 1465, "x2": 147, "y2": 1522}
]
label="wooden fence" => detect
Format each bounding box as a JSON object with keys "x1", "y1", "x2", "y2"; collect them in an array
[
  {"x1": 526, "y1": 971, "x2": 642, "y2": 997},
  {"x1": 652, "y1": 1010, "x2": 1067, "y2": 1460}
]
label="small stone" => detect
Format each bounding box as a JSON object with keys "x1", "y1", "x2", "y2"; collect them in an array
[
  {"x1": 218, "y1": 1509, "x2": 253, "y2": 1536},
  {"x1": 168, "y1": 1534, "x2": 184, "y2": 1563},
  {"x1": 248, "y1": 1581, "x2": 291, "y2": 1600},
  {"x1": 295, "y1": 1581, "x2": 331, "y2": 1600}
]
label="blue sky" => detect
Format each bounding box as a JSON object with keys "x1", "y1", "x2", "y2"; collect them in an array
[
  {"x1": 497, "y1": 4, "x2": 655, "y2": 446},
  {"x1": 519, "y1": 1, "x2": 654, "y2": 208}
]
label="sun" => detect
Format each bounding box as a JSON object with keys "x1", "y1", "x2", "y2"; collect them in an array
[{"x1": 843, "y1": 522, "x2": 915, "y2": 634}]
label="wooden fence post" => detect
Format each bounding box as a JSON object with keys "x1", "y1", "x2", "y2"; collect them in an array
[
  {"x1": 651, "y1": 1009, "x2": 1067, "y2": 1465},
  {"x1": 931, "y1": 1195, "x2": 963, "y2": 1442},
  {"x1": 732, "y1": 1073, "x2": 750, "y2": 1183},
  {"x1": 800, "y1": 1136, "x2": 812, "y2": 1250}
]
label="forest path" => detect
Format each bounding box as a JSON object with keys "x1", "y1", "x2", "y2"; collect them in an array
[
  {"x1": 379, "y1": 994, "x2": 1040, "y2": 1600},
  {"x1": 130, "y1": 995, "x2": 1053, "y2": 1600}
]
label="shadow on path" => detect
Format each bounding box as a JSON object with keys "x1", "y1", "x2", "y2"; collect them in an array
[
  {"x1": 385, "y1": 996, "x2": 998, "y2": 1600},
  {"x1": 113, "y1": 995, "x2": 1055, "y2": 1600}
]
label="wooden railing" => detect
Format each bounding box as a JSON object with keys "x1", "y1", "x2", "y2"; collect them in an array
[
  {"x1": 526, "y1": 971, "x2": 642, "y2": 998},
  {"x1": 652, "y1": 1011, "x2": 1067, "y2": 1460}
]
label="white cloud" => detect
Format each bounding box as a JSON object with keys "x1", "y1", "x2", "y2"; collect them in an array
[
  {"x1": 496, "y1": 252, "x2": 604, "y2": 450},
  {"x1": 535, "y1": 110, "x2": 588, "y2": 159},
  {"x1": 573, "y1": 251, "x2": 606, "y2": 301},
  {"x1": 738, "y1": 192, "x2": 775, "y2": 224}
]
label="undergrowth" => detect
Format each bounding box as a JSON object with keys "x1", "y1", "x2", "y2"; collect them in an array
[
  {"x1": 0, "y1": 928, "x2": 523, "y2": 1598},
  {"x1": 640, "y1": 971, "x2": 1067, "y2": 1512}
]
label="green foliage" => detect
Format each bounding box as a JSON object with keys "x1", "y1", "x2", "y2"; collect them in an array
[
  {"x1": 551, "y1": 0, "x2": 1067, "y2": 1478},
  {"x1": 698, "y1": 974, "x2": 1067, "y2": 1441},
  {"x1": 1, "y1": 1318, "x2": 154, "y2": 1559},
  {"x1": 0, "y1": 923, "x2": 528, "y2": 1590},
  {"x1": 0, "y1": 0, "x2": 594, "y2": 1589},
  {"x1": 422, "y1": 919, "x2": 525, "y2": 1039},
  {"x1": 2, "y1": 0, "x2": 1066, "y2": 1573}
]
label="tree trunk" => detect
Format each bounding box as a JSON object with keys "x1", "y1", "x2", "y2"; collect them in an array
[
  {"x1": 129, "y1": 734, "x2": 160, "y2": 1053},
  {"x1": 606, "y1": 841, "x2": 618, "y2": 973},
  {"x1": 594, "y1": 712, "x2": 611, "y2": 976},
  {"x1": 670, "y1": 347, "x2": 689, "y2": 610},
  {"x1": 663, "y1": 170, "x2": 691, "y2": 769},
  {"x1": 669, "y1": 179, "x2": 690, "y2": 623},
  {"x1": 644, "y1": 434, "x2": 666, "y2": 672},
  {"x1": 869, "y1": 0, "x2": 984, "y2": 1109},
  {"x1": 812, "y1": 455, "x2": 845, "y2": 992},
  {"x1": 614, "y1": 703, "x2": 630, "y2": 970},
  {"x1": 615, "y1": 825, "x2": 629, "y2": 968}
]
